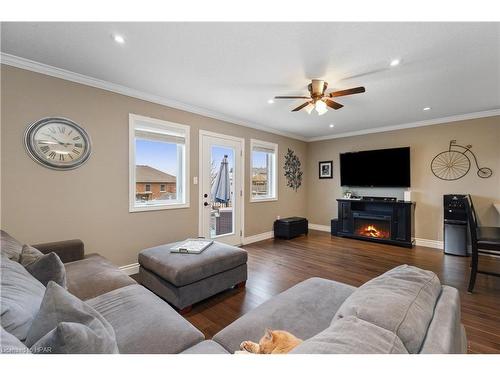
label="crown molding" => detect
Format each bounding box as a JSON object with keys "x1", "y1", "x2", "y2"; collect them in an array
[
  {"x1": 0, "y1": 52, "x2": 307, "y2": 142},
  {"x1": 2, "y1": 53, "x2": 498, "y2": 144},
  {"x1": 307, "y1": 109, "x2": 500, "y2": 142}
]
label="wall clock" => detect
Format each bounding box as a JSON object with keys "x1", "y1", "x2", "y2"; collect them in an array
[{"x1": 24, "y1": 117, "x2": 92, "y2": 170}]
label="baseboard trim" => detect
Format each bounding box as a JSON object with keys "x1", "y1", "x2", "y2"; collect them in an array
[
  {"x1": 119, "y1": 263, "x2": 140, "y2": 276},
  {"x1": 308, "y1": 223, "x2": 331, "y2": 232},
  {"x1": 415, "y1": 238, "x2": 443, "y2": 250},
  {"x1": 242, "y1": 231, "x2": 274, "y2": 245}
]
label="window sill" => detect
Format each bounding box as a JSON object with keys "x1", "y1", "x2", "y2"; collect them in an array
[
  {"x1": 250, "y1": 197, "x2": 278, "y2": 203},
  {"x1": 129, "y1": 202, "x2": 190, "y2": 212}
]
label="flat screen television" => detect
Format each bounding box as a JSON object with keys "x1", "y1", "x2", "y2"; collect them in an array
[{"x1": 340, "y1": 147, "x2": 410, "y2": 187}]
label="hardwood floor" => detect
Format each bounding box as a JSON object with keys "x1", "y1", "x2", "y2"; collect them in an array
[{"x1": 176, "y1": 231, "x2": 500, "y2": 353}]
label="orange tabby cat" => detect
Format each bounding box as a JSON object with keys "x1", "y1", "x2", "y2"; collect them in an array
[{"x1": 239, "y1": 329, "x2": 302, "y2": 354}]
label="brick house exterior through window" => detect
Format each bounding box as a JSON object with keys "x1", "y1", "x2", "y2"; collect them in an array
[{"x1": 135, "y1": 165, "x2": 177, "y2": 201}]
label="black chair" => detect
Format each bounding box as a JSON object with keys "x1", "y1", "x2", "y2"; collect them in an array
[{"x1": 463, "y1": 195, "x2": 500, "y2": 292}]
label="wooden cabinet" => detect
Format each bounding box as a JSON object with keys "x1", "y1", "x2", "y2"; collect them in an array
[{"x1": 337, "y1": 200, "x2": 352, "y2": 234}]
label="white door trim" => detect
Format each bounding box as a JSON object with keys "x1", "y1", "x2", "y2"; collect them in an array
[{"x1": 198, "y1": 129, "x2": 245, "y2": 244}]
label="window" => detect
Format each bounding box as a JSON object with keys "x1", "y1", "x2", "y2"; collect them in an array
[
  {"x1": 250, "y1": 139, "x2": 278, "y2": 202},
  {"x1": 129, "y1": 114, "x2": 190, "y2": 212}
]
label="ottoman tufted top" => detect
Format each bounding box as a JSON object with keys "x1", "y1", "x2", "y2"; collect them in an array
[{"x1": 139, "y1": 241, "x2": 248, "y2": 287}]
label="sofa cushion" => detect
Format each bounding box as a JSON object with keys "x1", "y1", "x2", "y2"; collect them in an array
[
  {"x1": 20, "y1": 245, "x2": 67, "y2": 288},
  {"x1": 0, "y1": 230, "x2": 23, "y2": 262},
  {"x1": 0, "y1": 255, "x2": 45, "y2": 341},
  {"x1": 19, "y1": 244, "x2": 45, "y2": 266},
  {"x1": 181, "y1": 340, "x2": 229, "y2": 354},
  {"x1": 212, "y1": 277, "x2": 356, "y2": 353},
  {"x1": 25, "y1": 282, "x2": 118, "y2": 354},
  {"x1": 419, "y1": 286, "x2": 465, "y2": 354},
  {"x1": 64, "y1": 254, "x2": 136, "y2": 300},
  {"x1": 87, "y1": 284, "x2": 204, "y2": 353},
  {"x1": 139, "y1": 241, "x2": 248, "y2": 286},
  {"x1": 332, "y1": 264, "x2": 442, "y2": 354},
  {"x1": 291, "y1": 316, "x2": 408, "y2": 354},
  {"x1": 30, "y1": 322, "x2": 117, "y2": 354},
  {"x1": 1, "y1": 327, "x2": 31, "y2": 354}
]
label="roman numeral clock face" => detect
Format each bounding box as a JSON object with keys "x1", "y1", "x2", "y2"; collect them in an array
[{"x1": 24, "y1": 118, "x2": 91, "y2": 170}]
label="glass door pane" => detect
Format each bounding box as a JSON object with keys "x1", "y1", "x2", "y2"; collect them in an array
[{"x1": 210, "y1": 145, "x2": 235, "y2": 238}]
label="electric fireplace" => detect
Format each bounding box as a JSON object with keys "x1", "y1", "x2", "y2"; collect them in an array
[
  {"x1": 353, "y1": 213, "x2": 391, "y2": 239},
  {"x1": 335, "y1": 198, "x2": 415, "y2": 248}
]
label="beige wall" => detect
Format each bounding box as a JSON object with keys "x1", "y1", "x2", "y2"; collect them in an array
[
  {"x1": 2, "y1": 64, "x2": 498, "y2": 266},
  {"x1": 306, "y1": 116, "x2": 500, "y2": 241},
  {"x1": 1, "y1": 65, "x2": 307, "y2": 266}
]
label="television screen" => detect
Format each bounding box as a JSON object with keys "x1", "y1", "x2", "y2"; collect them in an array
[{"x1": 340, "y1": 147, "x2": 410, "y2": 187}]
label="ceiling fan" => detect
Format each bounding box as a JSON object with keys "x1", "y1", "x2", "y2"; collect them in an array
[{"x1": 274, "y1": 79, "x2": 365, "y2": 115}]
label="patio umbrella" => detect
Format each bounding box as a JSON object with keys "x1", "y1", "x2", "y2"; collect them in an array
[{"x1": 211, "y1": 155, "x2": 231, "y2": 204}]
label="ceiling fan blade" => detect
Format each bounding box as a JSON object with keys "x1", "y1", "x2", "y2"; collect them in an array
[
  {"x1": 291, "y1": 102, "x2": 310, "y2": 112},
  {"x1": 325, "y1": 99, "x2": 344, "y2": 110},
  {"x1": 275, "y1": 96, "x2": 311, "y2": 99},
  {"x1": 329, "y1": 86, "x2": 366, "y2": 98}
]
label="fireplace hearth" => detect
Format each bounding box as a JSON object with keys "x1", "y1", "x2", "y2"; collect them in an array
[{"x1": 335, "y1": 198, "x2": 415, "y2": 248}]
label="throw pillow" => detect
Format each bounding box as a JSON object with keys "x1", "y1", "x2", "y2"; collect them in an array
[
  {"x1": 20, "y1": 245, "x2": 67, "y2": 288},
  {"x1": 332, "y1": 264, "x2": 442, "y2": 353},
  {"x1": 0, "y1": 230, "x2": 24, "y2": 262},
  {"x1": 0, "y1": 255, "x2": 45, "y2": 341},
  {"x1": 1, "y1": 326, "x2": 31, "y2": 354},
  {"x1": 25, "y1": 281, "x2": 119, "y2": 354},
  {"x1": 19, "y1": 244, "x2": 44, "y2": 266}
]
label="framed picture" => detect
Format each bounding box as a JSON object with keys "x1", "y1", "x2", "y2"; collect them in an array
[{"x1": 319, "y1": 161, "x2": 333, "y2": 179}]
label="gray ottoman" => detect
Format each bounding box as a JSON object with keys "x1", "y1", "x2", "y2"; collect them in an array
[{"x1": 138, "y1": 241, "x2": 248, "y2": 313}]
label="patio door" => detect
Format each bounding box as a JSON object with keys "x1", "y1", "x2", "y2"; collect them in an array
[{"x1": 199, "y1": 130, "x2": 244, "y2": 246}]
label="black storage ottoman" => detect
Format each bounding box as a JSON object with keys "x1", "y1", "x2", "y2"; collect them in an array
[{"x1": 273, "y1": 217, "x2": 309, "y2": 239}]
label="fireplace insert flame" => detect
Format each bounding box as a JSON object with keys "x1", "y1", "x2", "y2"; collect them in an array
[
  {"x1": 357, "y1": 224, "x2": 390, "y2": 239},
  {"x1": 354, "y1": 217, "x2": 391, "y2": 239}
]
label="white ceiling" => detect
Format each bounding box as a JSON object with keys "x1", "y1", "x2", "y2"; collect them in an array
[{"x1": 1, "y1": 22, "x2": 499, "y2": 140}]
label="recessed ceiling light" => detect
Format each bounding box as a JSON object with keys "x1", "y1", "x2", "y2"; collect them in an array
[
  {"x1": 423, "y1": 107, "x2": 431, "y2": 111},
  {"x1": 113, "y1": 34, "x2": 125, "y2": 44},
  {"x1": 267, "y1": 99, "x2": 275, "y2": 104},
  {"x1": 390, "y1": 59, "x2": 400, "y2": 67},
  {"x1": 329, "y1": 124, "x2": 335, "y2": 128}
]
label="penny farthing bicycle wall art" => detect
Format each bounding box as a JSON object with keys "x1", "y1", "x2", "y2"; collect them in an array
[{"x1": 430, "y1": 140, "x2": 493, "y2": 181}]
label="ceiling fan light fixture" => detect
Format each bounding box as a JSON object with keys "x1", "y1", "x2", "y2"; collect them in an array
[
  {"x1": 315, "y1": 100, "x2": 328, "y2": 115},
  {"x1": 317, "y1": 107, "x2": 328, "y2": 116},
  {"x1": 274, "y1": 80, "x2": 365, "y2": 115},
  {"x1": 311, "y1": 79, "x2": 326, "y2": 94}
]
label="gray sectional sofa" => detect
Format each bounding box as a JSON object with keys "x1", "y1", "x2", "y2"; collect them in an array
[
  {"x1": 209, "y1": 270, "x2": 467, "y2": 354},
  {"x1": 1, "y1": 230, "x2": 467, "y2": 354},
  {"x1": 1, "y1": 230, "x2": 204, "y2": 354}
]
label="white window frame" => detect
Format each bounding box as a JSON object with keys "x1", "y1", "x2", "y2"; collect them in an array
[
  {"x1": 145, "y1": 184, "x2": 152, "y2": 192},
  {"x1": 160, "y1": 184, "x2": 166, "y2": 192},
  {"x1": 250, "y1": 139, "x2": 278, "y2": 203},
  {"x1": 129, "y1": 114, "x2": 190, "y2": 212}
]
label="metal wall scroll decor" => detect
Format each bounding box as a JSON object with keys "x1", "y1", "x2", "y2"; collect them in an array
[
  {"x1": 431, "y1": 140, "x2": 492, "y2": 181},
  {"x1": 284, "y1": 148, "x2": 303, "y2": 191}
]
